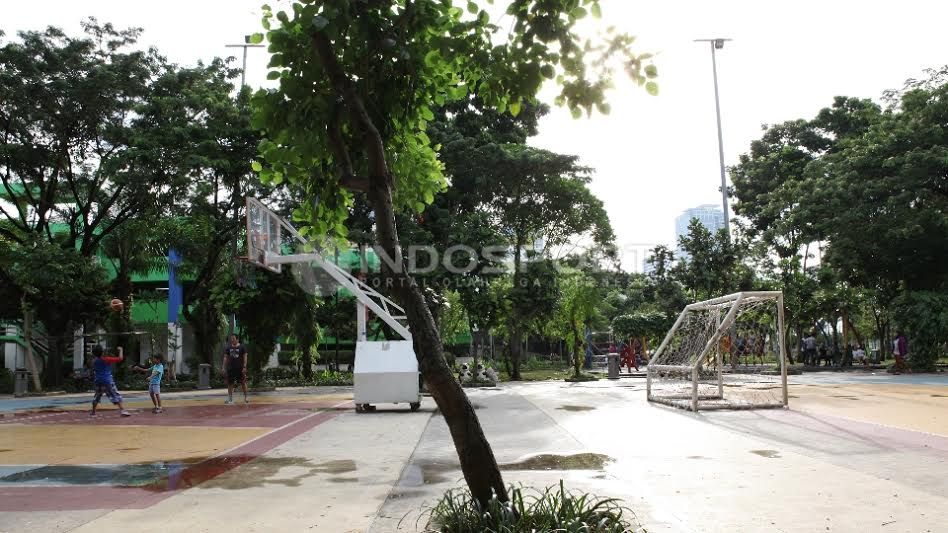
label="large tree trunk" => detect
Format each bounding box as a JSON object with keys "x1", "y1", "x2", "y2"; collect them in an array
[
  {"x1": 21, "y1": 301, "x2": 43, "y2": 392},
  {"x1": 367, "y1": 178, "x2": 507, "y2": 507},
  {"x1": 311, "y1": 28, "x2": 506, "y2": 508}
]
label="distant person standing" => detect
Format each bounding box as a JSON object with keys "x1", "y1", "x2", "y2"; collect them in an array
[
  {"x1": 223, "y1": 334, "x2": 249, "y2": 404},
  {"x1": 852, "y1": 345, "x2": 868, "y2": 366},
  {"x1": 802, "y1": 333, "x2": 818, "y2": 366},
  {"x1": 893, "y1": 332, "x2": 908, "y2": 374}
]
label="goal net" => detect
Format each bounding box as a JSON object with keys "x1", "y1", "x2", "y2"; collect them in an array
[{"x1": 647, "y1": 291, "x2": 788, "y2": 411}]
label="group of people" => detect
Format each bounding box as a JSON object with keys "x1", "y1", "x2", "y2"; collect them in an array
[
  {"x1": 618, "y1": 339, "x2": 647, "y2": 372},
  {"x1": 715, "y1": 329, "x2": 770, "y2": 367},
  {"x1": 800, "y1": 331, "x2": 908, "y2": 371},
  {"x1": 86, "y1": 334, "x2": 251, "y2": 417}
]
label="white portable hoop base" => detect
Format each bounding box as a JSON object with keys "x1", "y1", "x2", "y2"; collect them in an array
[
  {"x1": 245, "y1": 197, "x2": 421, "y2": 412},
  {"x1": 646, "y1": 291, "x2": 789, "y2": 412}
]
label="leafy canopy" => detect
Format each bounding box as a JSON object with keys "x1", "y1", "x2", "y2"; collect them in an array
[{"x1": 250, "y1": 0, "x2": 655, "y2": 241}]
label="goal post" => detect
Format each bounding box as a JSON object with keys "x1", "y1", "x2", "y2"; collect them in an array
[{"x1": 647, "y1": 291, "x2": 788, "y2": 411}]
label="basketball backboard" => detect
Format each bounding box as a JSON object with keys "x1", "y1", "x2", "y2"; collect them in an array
[{"x1": 246, "y1": 196, "x2": 282, "y2": 273}]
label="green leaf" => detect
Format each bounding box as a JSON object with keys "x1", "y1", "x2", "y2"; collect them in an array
[
  {"x1": 424, "y1": 50, "x2": 440, "y2": 67},
  {"x1": 311, "y1": 15, "x2": 329, "y2": 31},
  {"x1": 420, "y1": 106, "x2": 434, "y2": 121},
  {"x1": 591, "y1": 2, "x2": 602, "y2": 18},
  {"x1": 645, "y1": 64, "x2": 658, "y2": 78},
  {"x1": 266, "y1": 71, "x2": 281, "y2": 81},
  {"x1": 540, "y1": 64, "x2": 555, "y2": 79},
  {"x1": 248, "y1": 33, "x2": 264, "y2": 44},
  {"x1": 645, "y1": 81, "x2": 659, "y2": 96},
  {"x1": 570, "y1": 106, "x2": 582, "y2": 119},
  {"x1": 509, "y1": 99, "x2": 521, "y2": 117},
  {"x1": 467, "y1": 1, "x2": 478, "y2": 14},
  {"x1": 570, "y1": 6, "x2": 587, "y2": 18},
  {"x1": 251, "y1": 161, "x2": 263, "y2": 172},
  {"x1": 478, "y1": 10, "x2": 490, "y2": 25}
]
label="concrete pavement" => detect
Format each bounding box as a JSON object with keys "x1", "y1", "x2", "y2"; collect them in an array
[{"x1": 1, "y1": 374, "x2": 946, "y2": 532}]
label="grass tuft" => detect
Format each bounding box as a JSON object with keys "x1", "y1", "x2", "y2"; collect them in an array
[{"x1": 423, "y1": 481, "x2": 640, "y2": 532}]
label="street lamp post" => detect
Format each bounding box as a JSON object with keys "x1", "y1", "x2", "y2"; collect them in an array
[
  {"x1": 694, "y1": 38, "x2": 732, "y2": 238},
  {"x1": 224, "y1": 36, "x2": 264, "y2": 336}
]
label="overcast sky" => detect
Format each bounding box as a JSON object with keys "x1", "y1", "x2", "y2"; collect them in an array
[{"x1": 3, "y1": 1, "x2": 946, "y2": 271}]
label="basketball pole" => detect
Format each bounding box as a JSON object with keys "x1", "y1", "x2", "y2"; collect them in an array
[{"x1": 225, "y1": 36, "x2": 263, "y2": 337}]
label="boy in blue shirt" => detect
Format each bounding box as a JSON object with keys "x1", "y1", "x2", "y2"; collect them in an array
[
  {"x1": 91, "y1": 345, "x2": 131, "y2": 417},
  {"x1": 135, "y1": 353, "x2": 165, "y2": 413}
]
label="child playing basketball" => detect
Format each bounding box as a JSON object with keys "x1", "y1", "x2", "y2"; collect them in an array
[
  {"x1": 90, "y1": 345, "x2": 131, "y2": 417},
  {"x1": 134, "y1": 353, "x2": 165, "y2": 413}
]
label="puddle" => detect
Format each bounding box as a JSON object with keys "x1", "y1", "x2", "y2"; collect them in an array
[
  {"x1": 0, "y1": 463, "x2": 178, "y2": 487},
  {"x1": 750, "y1": 450, "x2": 781, "y2": 459},
  {"x1": 199, "y1": 457, "x2": 357, "y2": 490},
  {"x1": 328, "y1": 476, "x2": 359, "y2": 483},
  {"x1": 557, "y1": 405, "x2": 596, "y2": 412},
  {"x1": 931, "y1": 394, "x2": 947, "y2": 398},
  {"x1": 499, "y1": 453, "x2": 613, "y2": 471},
  {"x1": 118, "y1": 447, "x2": 141, "y2": 452},
  {"x1": 0, "y1": 449, "x2": 12, "y2": 453}
]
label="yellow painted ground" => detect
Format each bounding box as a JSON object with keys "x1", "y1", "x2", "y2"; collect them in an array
[
  {"x1": 0, "y1": 425, "x2": 268, "y2": 465},
  {"x1": 54, "y1": 392, "x2": 353, "y2": 411},
  {"x1": 790, "y1": 383, "x2": 948, "y2": 436}
]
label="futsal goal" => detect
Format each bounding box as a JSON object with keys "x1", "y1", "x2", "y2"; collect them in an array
[{"x1": 646, "y1": 291, "x2": 788, "y2": 411}]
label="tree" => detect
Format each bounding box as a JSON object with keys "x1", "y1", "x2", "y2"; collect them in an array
[
  {"x1": 211, "y1": 267, "x2": 313, "y2": 378},
  {"x1": 290, "y1": 291, "x2": 322, "y2": 379},
  {"x1": 732, "y1": 75, "x2": 948, "y2": 366},
  {"x1": 0, "y1": 238, "x2": 109, "y2": 386},
  {"x1": 552, "y1": 269, "x2": 601, "y2": 377},
  {"x1": 148, "y1": 65, "x2": 262, "y2": 365},
  {"x1": 313, "y1": 292, "x2": 356, "y2": 370},
  {"x1": 250, "y1": 0, "x2": 655, "y2": 506}
]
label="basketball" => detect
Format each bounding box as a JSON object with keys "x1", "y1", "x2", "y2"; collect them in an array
[{"x1": 110, "y1": 298, "x2": 124, "y2": 313}]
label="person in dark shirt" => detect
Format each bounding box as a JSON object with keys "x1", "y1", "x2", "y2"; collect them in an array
[{"x1": 222, "y1": 334, "x2": 249, "y2": 404}]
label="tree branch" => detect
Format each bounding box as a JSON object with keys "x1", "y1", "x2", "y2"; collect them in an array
[{"x1": 311, "y1": 31, "x2": 390, "y2": 184}]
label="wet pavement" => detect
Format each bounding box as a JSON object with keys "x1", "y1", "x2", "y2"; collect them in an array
[{"x1": 1, "y1": 374, "x2": 946, "y2": 532}]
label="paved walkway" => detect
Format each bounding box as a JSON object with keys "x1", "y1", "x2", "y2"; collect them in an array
[{"x1": 1, "y1": 374, "x2": 946, "y2": 532}]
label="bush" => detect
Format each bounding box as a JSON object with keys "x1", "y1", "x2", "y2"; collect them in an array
[
  {"x1": 252, "y1": 369, "x2": 353, "y2": 388},
  {"x1": 424, "y1": 481, "x2": 639, "y2": 533},
  {"x1": 892, "y1": 290, "x2": 948, "y2": 372},
  {"x1": 523, "y1": 356, "x2": 547, "y2": 371},
  {"x1": 0, "y1": 368, "x2": 13, "y2": 394}
]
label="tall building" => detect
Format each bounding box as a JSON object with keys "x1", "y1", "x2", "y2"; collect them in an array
[{"x1": 675, "y1": 204, "x2": 725, "y2": 259}]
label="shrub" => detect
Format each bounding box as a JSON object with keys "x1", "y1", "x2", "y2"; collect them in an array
[
  {"x1": 424, "y1": 481, "x2": 639, "y2": 533},
  {"x1": 523, "y1": 356, "x2": 547, "y2": 371},
  {"x1": 892, "y1": 290, "x2": 948, "y2": 372},
  {"x1": 252, "y1": 369, "x2": 353, "y2": 388},
  {"x1": 0, "y1": 368, "x2": 13, "y2": 394}
]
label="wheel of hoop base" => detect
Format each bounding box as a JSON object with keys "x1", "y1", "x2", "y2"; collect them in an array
[
  {"x1": 410, "y1": 402, "x2": 421, "y2": 412},
  {"x1": 365, "y1": 404, "x2": 376, "y2": 412},
  {"x1": 355, "y1": 403, "x2": 364, "y2": 413}
]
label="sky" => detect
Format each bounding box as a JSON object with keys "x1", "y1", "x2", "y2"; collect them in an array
[{"x1": 3, "y1": 0, "x2": 946, "y2": 271}]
